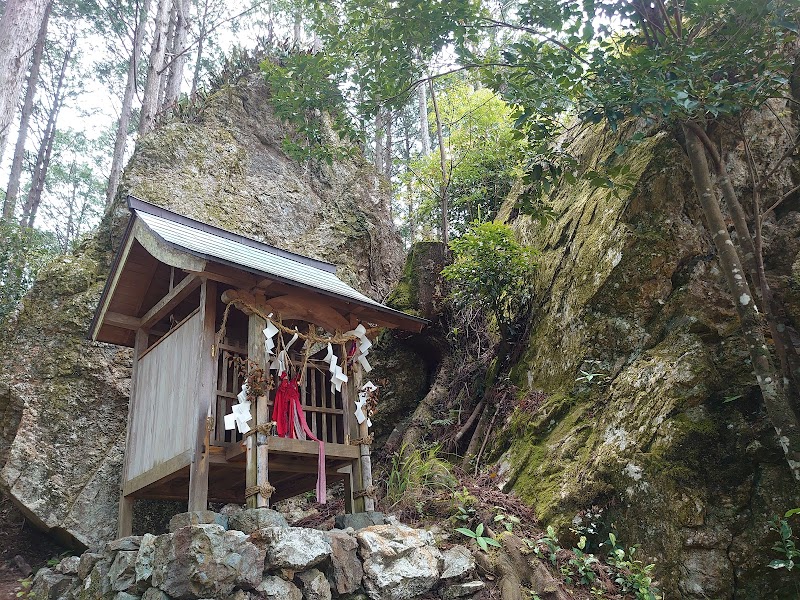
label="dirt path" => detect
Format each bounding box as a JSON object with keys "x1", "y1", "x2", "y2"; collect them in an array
[{"x1": 0, "y1": 494, "x2": 66, "y2": 599}]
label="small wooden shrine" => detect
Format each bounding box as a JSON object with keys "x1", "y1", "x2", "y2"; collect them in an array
[{"x1": 89, "y1": 197, "x2": 426, "y2": 537}]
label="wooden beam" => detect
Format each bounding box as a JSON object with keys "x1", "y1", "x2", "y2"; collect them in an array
[
  {"x1": 248, "y1": 312, "x2": 268, "y2": 508},
  {"x1": 105, "y1": 312, "x2": 141, "y2": 330},
  {"x1": 92, "y1": 233, "x2": 136, "y2": 341},
  {"x1": 188, "y1": 280, "x2": 217, "y2": 511},
  {"x1": 118, "y1": 328, "x2": 148, "y2": 537},
  {"x1": 140, "y1": 274, "x2": 201, "y2": 329},
  {"x1": 224, "y1": 436, "x2": 359, "y2": 461},
  {"x1": 122, "y1": 449, "x2": 193, "y2": 497}
]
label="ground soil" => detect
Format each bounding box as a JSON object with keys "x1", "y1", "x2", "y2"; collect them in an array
[{"x1": 0, "y1": 493, "x2": 66, "y2": 599}]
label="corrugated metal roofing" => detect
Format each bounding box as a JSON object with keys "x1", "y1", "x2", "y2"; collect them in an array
[{"x1": 132, "y1": 200, "x2": 402, "y2": 315}]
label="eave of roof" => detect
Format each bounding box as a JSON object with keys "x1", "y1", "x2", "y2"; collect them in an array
[{"x1": 89, "y1": 197, "x2": 427, "y2": 340}]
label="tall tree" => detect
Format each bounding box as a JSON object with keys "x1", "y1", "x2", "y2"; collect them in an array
[
  {"x1": 0, "y1": 0, "x2": 51, "y2": 163},
  {"x1": 2, "y1": 1, "x2": 52, "y2": 220},
  {"x1": 19, "y1": 32, "x2": 76, "y2": 228},
  {"x1": 106, "y1": 0, "x2": 152, "y2": 206},
  {"x1": 139, "y1": 0, "x2": 171, "y2": 136},
  {"x1": 163, "y1": 0, "x2": 190, "y2": 107}
]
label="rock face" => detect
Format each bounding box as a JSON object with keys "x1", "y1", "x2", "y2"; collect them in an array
[
  {"x1": 0, "y1": 73, "x2": 402, "y2": 549},
  {"x1": 488, "y1": 111, "x2": 800, "y2": 596},
  {"x1": 31, "y1": 520, "x2": 463, "y2": 600}
]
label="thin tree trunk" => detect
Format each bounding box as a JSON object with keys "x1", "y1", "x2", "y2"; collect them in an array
[
  {"x1": 106, "y1": 0, "x2": 152, "y2": 207},
  {"x1": 164, "y1": 0, "x2": 189, "y2": 107},
  {"x1": 189, "y1": 0, "x2": 208, "y2": 97},
  {"x1": 139, "y1": 0, "x2": 172, "y2": 136},
  {"x1": 384, "y1": 109, "x2": 392, "y2": 180},
  {"x1": 429, "y1": 80, "x2": 449, "y2": 246},
  {"x1": 157, "y1": 1, "x2": 177, "y2": 111},
  {"x1": 374, "y1": 111, "x2": 384, "y2": 174},
  {"x1": 683, "y1": 124, "x2": 800, "y2": 481},
  {"x1": 3, "y1": 0, "x2": 50, "y2": 221},
  {"x1": 19, "y1": 35, "x2": 73, "y2": 228},
  {"x1": 0, "y1": 0, "x2": 50, "y2": 164},
  {"x1": 417, "y1": 82, "x2": 430, "y2": 154},
  {"x1": 292, "y1": 7, "x2": 302, "y2": 47}
]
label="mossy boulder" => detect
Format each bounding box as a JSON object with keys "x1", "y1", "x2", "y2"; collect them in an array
[{"x1": 491, "y1": 119, "x2": 800, "y2": 597}]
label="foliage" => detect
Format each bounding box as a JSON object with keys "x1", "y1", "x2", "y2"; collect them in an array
[
  {"x1": 493, "y1": 508, "x2": 521, "y2": 532},
  {"x1": 0, "y1": 222, "x2": 59, "y2": 323},
  {"x1": 385, "y1": 443, "x2": 456, "y2": 509},
  {"x1": 442, "y1": 221, "x2": 535, "y2": 337},
  {"x1": 455, "y1": 521, "x2": 502, "y2": 552},
  {"x1": 404, "y1": 78, "x2": 526, "y2": 235},
  {"x1": 262, "y1": 52, "x2": 360, "y2": 165},
  {"x1": 769, "y1": 508, "x2": 800, "y2": 571},
  {"x1": 603, "y1": 532, "x2": 661, "y2": 600}
]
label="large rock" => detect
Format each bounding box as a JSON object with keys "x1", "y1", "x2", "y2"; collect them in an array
[
  {"x1": 150, "y1": 525, "x2": 264, "y2": 599},
  {"x1": 256, "y1": 575, "x2": 302, "y2": 600},
  {"x1": 325, "y1": 530, "x2": 363, "y2": 594},
  {"x1": 253, "y1": 526, "x2": 332, "y2": 571},
  {"x1": 357, "y1": 525, "x2": 442, "y2": 600},
  {"x1": 488, "y1": 109, "x2": 800, "y2": 597},
  {"x1": 228, "y1": 508, "x2": 288, "y2": 534},
  {"x1": 0, "y1": 72, "x2": 402, "y2": 548},
  {"x1": 29, "y1": 567, "x2": 75, "y2": 600},
  {"x1": 296, "y1": 568, "x2": 332, "y2": 600}
]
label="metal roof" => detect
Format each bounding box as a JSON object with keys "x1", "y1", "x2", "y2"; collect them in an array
[{"x1": 128, "y1": 197, "x2": 425, "y2": 324}]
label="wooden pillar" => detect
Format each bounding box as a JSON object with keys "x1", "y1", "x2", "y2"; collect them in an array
[
  {"x1": 247, "y1": 313, "x2": 269, "y2": 508},
  {"x1": 188, "y1": 279, "x2": 216, "y2": 512},
  {"x1": 353, "y1": 365, "x2": 375, "y2": 512},
  {"x1": 118, "y1": 328, "x2": 148, "y2": 538}
]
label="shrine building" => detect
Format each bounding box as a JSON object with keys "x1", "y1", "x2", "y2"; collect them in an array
[{"x1": 89, "y1": 196, "x2": 426, "y2": 537}]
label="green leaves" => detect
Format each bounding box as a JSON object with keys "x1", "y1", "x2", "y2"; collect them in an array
[
  {"x1": 455, "y1": 522, "x2": 502, "y2": 551},
  {"x1": 442, "y1": 221, "x2": 536, "y2": 334}
]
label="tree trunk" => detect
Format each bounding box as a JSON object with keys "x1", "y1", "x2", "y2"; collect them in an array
[
  {"x1": 164, "y1": 0, "x2": 190, "y2": 107},
  {"x1": 417, "y1": 82, "x2": 430, "y2": 154},
  {"x1": 683, "y1": 124, "x2": 800, "y2": 480},
  {"x1": 189, "y1": 0, "x2": 208, "y2": 97},
  {"x1": 139, "y1": 0, "x2": 172, "y2": 136},
  {"x1": 106, "y1": 0, "x2": 152, "y2": 207},
  {"x1": 157, "y1": 1, "x2": 177, "y2": 111},
  {"x1": 384, "y1": 109, "x2": 393, "y2": 181},
  {"x1": 374, "y1": 111, "x2": 384, "y2": 174},
  {"x1": 0, "y1": 0, "x2": 50, "y2": 164},
  {"x1": 292, "y1": 7, "x2": 302, "y2": 47},
  {"x1": 429, "y1": 80, "x2": 449, "y2": 246},
  {"x1": 20, "y1": 37, "x2": 73, "y2": 228},
  {"x1": 2, "y1": 0, "x2": 50, "y2": 221}
]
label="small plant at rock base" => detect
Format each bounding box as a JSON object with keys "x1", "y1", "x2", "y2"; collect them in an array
[
  {"x1": 604, "y1": 533, "x2": 661, "y2": 600},
  {"x1": 493, "y1": 508, "x2": 521, "y2": 532},
  {"x1": 16, "y1": 577, "x2": 32, "y2": 598},
  {"x1": 456, "y1": 522, "x2": 502, "y2": 552},
  {"x1": 532, "y1": 525, "x2": 562, "y2": 566},
  {"x1": 769, "y1": 508, "x2": 800, "y2": 571},
  {"x1": 567, "y1": 536, "x2": 599, "y2": 585}
]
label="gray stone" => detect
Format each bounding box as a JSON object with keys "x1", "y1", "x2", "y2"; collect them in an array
[
  {"x1": 110, "y1": 550, "x2": 140, "y2": 592},
  {"x1": 334, "y1": 512, "x2": 385, "y2": 531},
  {"x1": 115, "y1": 593, "x2": 142, "y2": 600},
  {"x1": 29, "y1": 568, "x2": 74, "y2": 600},
  {"x1": 83, "y1": 559, "x2": 113, "y2": 599},
  {"x1": 252, "y1": 527, "x2": 332, "y2": 571},
  {"x1": 297, "y1": 568, "x2": 332, "y2": 600},
  {"x1": 442, "y1": 581, "x2": 485, "y2": 599},
  {"x1": 325, "y1": 530, "x2": 363, "y2": 595},
  {"x1": 151, "y1": 524, "x2": 265, "y2": 599},
  {"x1": 228, "y1": 508, "x2": 288, "y2": 534},
  {"x1": 168, "y1": 510, "x2": 228, "y2": 532},
  {"x1": 357, "y1": 525, "x2": 442, "y2": 600},
  {"x1": 134, "y1": 533, "x2": 159, "y2": 589},
  {"x1": 256, "y1": 576, "x2": 302, "y2": 600},
  {"x1": 141, "y1": 588, "x2": 172, "y2": 600},
  {"x1": 440, "y1": 546, "x2": 474, "y2": 580},
  {"x1": 55, "y1": 556, "x2": 81, "y2": 575},
  {"x1": 108, "y1": 537, "x2": 144, "y2": 552},
  {"x1": 77, "y1": 553, "x2": 104, "y2": 580}
]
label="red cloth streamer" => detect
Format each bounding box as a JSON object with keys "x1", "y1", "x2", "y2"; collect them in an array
[{"x1": 271, "y1": 374, "x2": 327, "y2": 503}]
